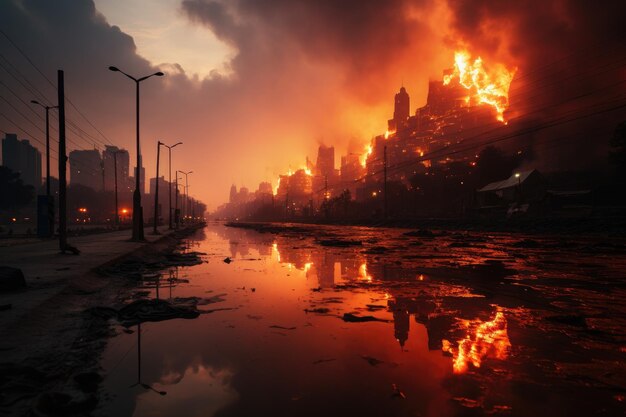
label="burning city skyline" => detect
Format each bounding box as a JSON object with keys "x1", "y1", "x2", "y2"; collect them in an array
[
  {"x1": 0, "y1": 0, "x2": 625, "y2": 211},
  {"x1": 1, "y1": 2, "x2": 626, "y2": 416}
]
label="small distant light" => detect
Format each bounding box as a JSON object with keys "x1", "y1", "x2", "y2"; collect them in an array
[{"x1": 515, "y1": 173, "x2": 521, "y2": 178}]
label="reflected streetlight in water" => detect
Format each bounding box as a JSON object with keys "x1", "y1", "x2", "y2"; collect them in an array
[{"x1": 130, "y1": 322, "x2": 167, "y2": 396}]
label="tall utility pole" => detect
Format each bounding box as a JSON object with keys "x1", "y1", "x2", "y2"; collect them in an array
[
  {"x1": 31, "y1": 100, "x2": 58, "y2": 237},
  {"x1": 57, "y1": 70, "x2": 78, "y2": 254},
  {"x1": 153, "y1": 141, "x2": 161, "y2": 234},
  {"x1": 58, "y1": 70, "x2": 66, "y2": 251},
  {"x1": 114, "y1": 151, "x2": 119, "y2": 226},
  {"x1": 178, "y1": 170, "x2": 192, "y2": 223},
  {"x1": 159, "y1": 142, "x2": 182, "y2": 229},
  {"x1": 174, "y1": 176, "x2": 179, "y2": 228},
  {"x1": 383, "y1": 145, "x2": 388, "y2": 220},
  {"x1": 108, "y1": 66, "x2": 164, "y2": 241}
]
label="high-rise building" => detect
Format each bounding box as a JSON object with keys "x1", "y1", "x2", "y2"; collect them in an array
[
  {"x1": 393, "y1": 86, "x2": 410, "y2": 124},
  {"x1": 315, "y1": 145, "x2": 335, "y2": 178},
  {"x1": 229, "y1": 184, "x2": 237, "y2": 203},
  {"x1": 256, "y1": 182, "x2": 273, "y2": 196},
  {"x1": 103, "y1": 145, "x2": 130, "y2": 192},
  {"x1": 1, "y1": 133, "x2": 42, "y2": 188},
  {"x1": 149, "y1": 176, "x2": 170, "y2": 196},
  {"x1": 149, "y1": 176, "x2": 170, "y2": 218},
  {"x1": 69, "y1": 149, "x2": 102, "y2": 190}
]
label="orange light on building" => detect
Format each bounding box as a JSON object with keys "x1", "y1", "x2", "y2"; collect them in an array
[
  {"x1": 78, "y1": 207, "x2": 87, "y2": 213},
  {"x1": 121, "y1": 208, "x2": 129, "y2": 214}
]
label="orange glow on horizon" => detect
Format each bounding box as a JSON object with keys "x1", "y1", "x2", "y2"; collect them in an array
[
  {"x1": 442, "y1": 311, "x2": 511, "y2": 374},
  {"x1": 443, "y1": 50, "x2": 516, "y2": 122}
]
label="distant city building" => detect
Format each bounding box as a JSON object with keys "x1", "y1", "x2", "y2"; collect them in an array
[
  {"x1": 148, "y1": 176, "x2": 171, "y2": 219},
  {"x1": 256, "y1": 181, "x2": 273, "y2": 196},
  {"x1": 315, "y1": 145, "x2": 335, "y2": 178},
  {"x1": 69, "y1": 149, "x2": 102, "y2": 190},
  {"x1": 103, "y1": 145, "x2": 130, "y2": 192},
  {"x1": 389, "y1": 86, "x2": 410, "y2": 131},
  {"x1": 1, "y1": 133, "x2": 42, "y2": 188},
  {"x1": 229, "y1": 184, "x2": 237, "y2": 203},
  {"x1": 149, "y1": 176, "x2": 170, "y2": 196}
]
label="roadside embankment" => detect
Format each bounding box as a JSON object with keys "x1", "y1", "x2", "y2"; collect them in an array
[{"x1": 0, "y1": 223, "x2": 205, "y2": 417}]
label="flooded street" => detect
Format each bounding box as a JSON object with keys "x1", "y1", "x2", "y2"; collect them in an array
[{"x1": 97, "y1": 222, "x2": 626, "y2": 417}]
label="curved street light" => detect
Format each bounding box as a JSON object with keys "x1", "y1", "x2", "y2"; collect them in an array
[
  {"x1": 108, "y1": 66, "x2": 164, "y2": 240},
  {"x1": 153, "y1": 141, "x2": 183, "y2": 233}
]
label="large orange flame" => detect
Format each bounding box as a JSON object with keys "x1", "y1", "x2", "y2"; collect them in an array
[
  {"x1": 443, "y1": 50, "x2": 516, "y2": 122},
  {"x1": 442, "y1": 311, "x2": 511, "y2": 374},
  {"x1": 359, "y1": 144, "x2": 373, "y2": 168}
]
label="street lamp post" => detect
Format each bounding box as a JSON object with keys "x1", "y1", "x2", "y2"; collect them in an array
[
  {"x1": 177, "y1": 170, "x2": 192, "y2": 223},
  {"x1": 114, "y1": 151, "x2": 119, "y2": 226},
  {"x1": 108, "y1": 66, "x2": 164, "y2": 241},
  {"x1": 31, "y1": 100, "x2": 58, "y2": 237},
  {"x1": 175, "y1": 176, "x2": 180, "y2": 228},
  {"x1": 153, "y1": 141, "x2": 161, "y2": 234},
  {"x1": 160, "y1": 142, "x2": 182, "y2": 229}
]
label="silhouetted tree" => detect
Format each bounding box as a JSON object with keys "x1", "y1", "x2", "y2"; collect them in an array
[{"x1": 0, "y1": 166, "x2": 34, "y2": 211}]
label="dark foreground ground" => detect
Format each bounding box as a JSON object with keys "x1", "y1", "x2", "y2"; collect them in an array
[{"x1": 2, "y1": 221, "x2": 625, "y2": 416}]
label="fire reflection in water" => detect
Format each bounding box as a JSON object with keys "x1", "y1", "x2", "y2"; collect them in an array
[{"x1": 442, "y1": 311, "x2": 511, "y2": 374}]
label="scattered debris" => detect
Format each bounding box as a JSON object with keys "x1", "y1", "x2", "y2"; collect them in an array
[
  {"x1": 403, "y1": 229, "x2": 435, "y2": 238},
  {"x1": 545, "y1": 314, "x2": 588, "y2": 328},
  {"x1": 361, "y1": 355, "x2": 384, "y2": 366},
  {"x1": 342, "y1": 313, "x2": 389, "y2": 323},
  {"x1": 223, "y1": 257, "x2": 232, "y2": 264},
  {"x1": 87, "y1": 299, "x2": 200, "y2": 327},
  {"x1": 391, "y1": 383, "x2": 406, "y2": 399},
  {"x1": 513, "y1": 239, "x2": 541, "y2": 248},
  {"x1": 312, "y1": 358, "x2": 336, "y2": 365},
  {"x1": 363, "y1": 246, "x2": 389, "y2": 254},
  {"x1": 304, "y1": 307, "x2": 331, "y2": 314},
  {"x1": 0, "y1": 266, "x2": 26, "y2": 292},
  {"x1": 318, "y1": 239, "x2": 362, "y2": 247}
]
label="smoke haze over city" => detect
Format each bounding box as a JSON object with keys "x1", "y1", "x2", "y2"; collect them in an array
[{"x1": 1, "y1": 0, "x2": 623, "y2": 209}]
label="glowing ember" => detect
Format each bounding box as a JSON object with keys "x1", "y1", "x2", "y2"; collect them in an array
[
  {"x1": 384, "y1": 129, "x2": 395, "y2": 139},
  {"x1": 443, "y1": 50, "x2": 516, "y2": 122},
  {"x1": 442, "y1": 311, "x2": 511, "y2": 374}
]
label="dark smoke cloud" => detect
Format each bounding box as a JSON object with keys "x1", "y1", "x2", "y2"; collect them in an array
[{"x1": 445, "y1": 0, "x2": 626, "y2": 170}]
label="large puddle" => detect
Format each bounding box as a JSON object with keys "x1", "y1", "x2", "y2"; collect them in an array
[{"x1": 97, "y1": 223, "x2": 626, "y2": 416}]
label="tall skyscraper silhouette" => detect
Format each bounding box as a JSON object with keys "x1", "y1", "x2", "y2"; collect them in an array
[{"x1": 1, "y1": 133, "x2": 42, "y2": 188}]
